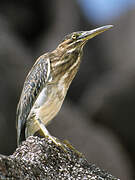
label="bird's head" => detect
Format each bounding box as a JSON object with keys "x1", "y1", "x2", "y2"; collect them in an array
[
  {"x1": 52, "y1": 25, "x2": 113, "y2": 85},
  {"x1": 58, "y1": 25, "x2": 113, "y2": 52}
]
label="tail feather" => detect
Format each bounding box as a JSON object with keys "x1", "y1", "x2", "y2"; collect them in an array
[{"x1": 17, "y1": 122, "x2": 26, "y2": 146}]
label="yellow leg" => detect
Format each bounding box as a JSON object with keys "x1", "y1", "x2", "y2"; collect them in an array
[
  {"x1": 36, "y1": 118, "x2": 67, "y2": 151},
  {"x1": 63, "y1": 140, "x2": 83, "y2": 157}
]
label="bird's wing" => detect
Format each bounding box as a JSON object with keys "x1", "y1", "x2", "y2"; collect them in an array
[{"x1": 16, "y1": 55, "x2": 51, "y2": 145}]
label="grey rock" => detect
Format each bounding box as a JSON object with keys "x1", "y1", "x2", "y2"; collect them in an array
[{"x1": 0, "y1": 136, "x2": 119, "y2": 180}]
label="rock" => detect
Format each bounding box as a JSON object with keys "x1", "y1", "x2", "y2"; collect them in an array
[{"x1": 0, "y1": 136, "x2": 119, "y2": 180}]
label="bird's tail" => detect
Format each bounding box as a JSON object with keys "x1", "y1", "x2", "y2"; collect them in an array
[{"x1": 17, "y1": 120, "x2": 26, "y2": 146}]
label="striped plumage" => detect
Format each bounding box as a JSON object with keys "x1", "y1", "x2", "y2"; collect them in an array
[{"x1": 16, "y1": 25, "x2": 113, "y2": 146}]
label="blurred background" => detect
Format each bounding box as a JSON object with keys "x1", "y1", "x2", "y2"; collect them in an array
[{"x1": 0, "y1": 0, "x2": 135, "y2": 179}]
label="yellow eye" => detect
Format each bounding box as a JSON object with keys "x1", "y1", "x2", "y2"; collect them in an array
[{"x1": 72, "y1": 34, "x2": 77, "y2": 40}]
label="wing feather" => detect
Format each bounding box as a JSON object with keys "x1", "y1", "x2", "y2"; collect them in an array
[{"x1": 16, "y1": 55, "x2": 50, "y2": 145}]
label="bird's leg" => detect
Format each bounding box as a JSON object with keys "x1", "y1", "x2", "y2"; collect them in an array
[
  {"x1": 36, "y1": 118, "x2": 67, "y2": 151},
  {"x1": 36, "y1": 118, "x2": 59, "y2": 144},
  {"x1": 62, "y1": 140, "x2": 83, "y2": 157}
]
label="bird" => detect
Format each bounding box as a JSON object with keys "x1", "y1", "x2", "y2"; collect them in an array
[{"x1": 16, "y1": 25, "x2": 113, "y2": 147}]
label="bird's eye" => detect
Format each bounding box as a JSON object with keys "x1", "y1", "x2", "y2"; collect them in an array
[{"x1": 72, "y1": 34, "x2": 77, "y2": 40}]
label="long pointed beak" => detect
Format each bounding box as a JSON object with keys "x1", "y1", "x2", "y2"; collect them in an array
[{"x1": 78, "y1": 25, "x2": 113, "y2": 41}]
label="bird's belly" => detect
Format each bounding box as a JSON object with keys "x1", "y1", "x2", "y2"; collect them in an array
[
  {"x1": 37, "y1": 91, "x2": 64, "y2": 125},
  {"x1": 29, "y1": 84, "x2": 66, "y2": 131}
]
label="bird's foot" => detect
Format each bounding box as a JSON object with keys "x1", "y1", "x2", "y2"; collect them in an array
[
  {"x1": 35, "y1": 118, "x2": 67, "y2": 152},
  {"x1": 47, "y1": 135, "x2": 67, "y2": 152},
  {"x1": 62, "y1": 140, "x2": 83, "y2": 157}
]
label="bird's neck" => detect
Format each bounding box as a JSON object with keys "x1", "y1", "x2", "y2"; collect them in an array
[{"x1": 50, "y1": 47, "x2": 83, "y2": 88}]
